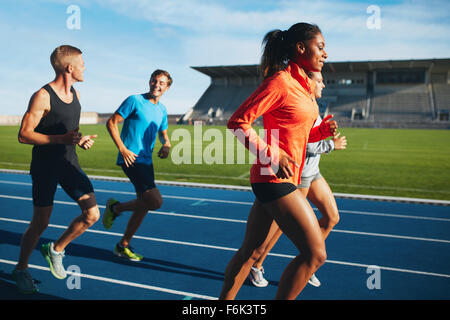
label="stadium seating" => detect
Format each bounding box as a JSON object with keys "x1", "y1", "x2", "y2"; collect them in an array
[
  {"x1": 188, "y1": 59, "x2": 450, "y2": 128},
  {"x1": 433, "y1": 83, "x2": 450, "y2": 113},
  {"x1": 371, "y1": 84, "x2": 432, "y2": 122},
  {"x1": 190, "y1": 83, "x2": 257, "y2": 121},
  {"x1": 320, "y1": 94, "x2": 367, "y2": 120}
]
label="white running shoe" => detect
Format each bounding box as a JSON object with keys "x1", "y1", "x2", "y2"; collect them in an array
[
  {"x1": 249, "y1": 266, "x2": 268, "y2": 287},
  {"x1": 40, "y1": 242, "x2": 66, "y2": 279},
  {"x1": 308, "y1": 273, "x2": 321, "y2": 287}
]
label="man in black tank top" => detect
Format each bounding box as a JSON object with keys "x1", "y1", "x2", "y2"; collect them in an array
[{"x1": 12, "y1": 45, "x2": 100, "y2": 294}]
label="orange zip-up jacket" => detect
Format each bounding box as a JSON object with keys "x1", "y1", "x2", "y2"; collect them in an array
[{"x1": 227, "y1": 61, "x2": 330, "y2": 186}]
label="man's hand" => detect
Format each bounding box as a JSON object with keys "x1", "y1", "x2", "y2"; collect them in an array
[
  {"x1": 158, "y1": 145, "x2": 170, "y2": 159},
  {"x1": 120, "y1": 147, "x2": 138, "y2": 167},
  {"x1": 78, "y1": 134, "x2": 98, "y2": 150},
  {"x1": 61, "y1": 128, "x2": 82, "y2": 145}
]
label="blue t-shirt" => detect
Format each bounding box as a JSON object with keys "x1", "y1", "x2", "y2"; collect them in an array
[{"x1": 115, "y1": 94, "x2": 168, "y2": 165}]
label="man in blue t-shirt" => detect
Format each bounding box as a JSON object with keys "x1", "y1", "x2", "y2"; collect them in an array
[{"x1": 103, "y1": 69, "x2": 172, "y2": 260}]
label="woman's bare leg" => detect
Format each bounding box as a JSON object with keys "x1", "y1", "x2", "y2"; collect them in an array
[
  {"x1": 219, "y1": 200, "x2": 279, "y2": 300},
  {"x1": 264, "y1": 190, "x2": 326, "y2": 300},
  {"x1": 221, "y1": 189, "x2": 326, "y2": 300},
  {"x1": 253, "y1": 226, "x2": 282, "y2": 270},
  {"x1": 254, "y1": 179, "x2": 338, "y2": 275},
  {"x1": 307, "y1": 177, "x2": 340, "y2": 240}
]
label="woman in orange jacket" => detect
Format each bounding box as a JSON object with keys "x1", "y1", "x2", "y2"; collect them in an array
[{"x1": 219, "y1": 22, "x2": 337, "y2": 300}]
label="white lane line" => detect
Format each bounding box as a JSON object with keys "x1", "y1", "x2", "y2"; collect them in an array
[
  {"x1": 2, "y1": 169, "x2": 450, "y2": 205},
  {"x1": 4, "y1": 166, "x2": 450, "y2": 197},
  {"x1": 1, "y1": 217, "x2": 450, "y2": 279},
  {"x1": 150, "y1": 211, "x2": 450, "y2": 244},
  {"x1": 97, "y1": 189, "x2": 254, "y2": 206},
  {"x1": 266, "y1": 253, "x2": 450, "y2": 279},
  {"x1": 0, "y1": 217, "x2": 239, "y2": 252},
  {"x1": 0, "y1": 180, "x2": 31, "y2": 186},
  {"x1": 0, "y1": 258, "x2": 217, "y2": 300},
  {"x1": 151, "y1": 210, "x2": 247, "y2": 224},
  {"x1": 0, "y1": 179, "x2": 449, "y2": 222},
  {"x1": 0, "y1": 180, "x2": 251, "y2": 206},
  {"x1": 0, "y1": 194, "x2": 449, "y2": 244},
  {"x1": 337, "y1": 209, "x2": 450, "y2": 222},
  {"x1": 330, "y1": 229, "x2": 450, "y2": 244}
]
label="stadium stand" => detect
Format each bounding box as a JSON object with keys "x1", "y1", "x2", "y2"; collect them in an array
[
  {"x1": 0, "y1": 112, "x2": 99, "y2": 125},
  {"x1": 371, "y1": 84, "x2": 431, "y2": 122},
  {"x1": 188, "y1": 65, "x2": 260, "y2": 124},
  {"x1": 187, "y1": 59, "x2": 450, "y2": 129},
  {"x1": 434, "y1": 83, "x2": 450, "y2": 117}
]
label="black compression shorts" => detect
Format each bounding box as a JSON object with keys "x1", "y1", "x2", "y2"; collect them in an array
[
  {"x1": 251, "y1": 182, "x2": 297, "y2": 203},
  {"x1": 31, "y1": 160, "x2": 94, "y2": 207},
  {"x1": 121, "y1": 163, "x2": 156, "y2": 194}
]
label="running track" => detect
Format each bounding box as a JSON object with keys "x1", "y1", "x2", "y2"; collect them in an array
[{"x1": 0, "y1": 171, "x2": 449, "y2": 300}]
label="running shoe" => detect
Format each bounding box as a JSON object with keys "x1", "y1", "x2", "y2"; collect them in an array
[
  {"x1": 103, "y1": 198, "x2": 120, "y2": 230},
  {"x1": 40, "y1": 242, "x2": 67, "y2": 279},
  {"x1": 12, "y1": 269, "x2": 38, "y2": 294},
  {"x1": 249, "y1": 266, "x2": 268, "y2": 287},
  {"x1": 113, "y1": 243, "x2": 143, "y2": 261},
  {"x1": 308, "y1": 273, "x2": 321, "y2": 287}
]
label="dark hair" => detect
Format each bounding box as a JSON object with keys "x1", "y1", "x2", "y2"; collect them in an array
[
  {"x1": 150, "y1": 69, "x2": 173, "y2": 86},
  {"x1": 260, "y1": 23, "x2": 322, "y2": 78}
]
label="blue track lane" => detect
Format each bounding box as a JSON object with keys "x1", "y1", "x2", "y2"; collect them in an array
[{"x1": 0, "y1": 172, "x2": 449, "y2": 300}]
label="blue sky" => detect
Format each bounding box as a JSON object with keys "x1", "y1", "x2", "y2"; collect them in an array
[{"x1": 0, "y1": 0, "x2": 449, "y2": 116}]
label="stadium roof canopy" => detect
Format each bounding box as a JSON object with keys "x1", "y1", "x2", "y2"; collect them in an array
[
  {"x1": 192, "y1": 58, "x2": 450, "y2": 78},
  {"x1": 191, "y1": 65, "x2": 259, "y2": 78}
]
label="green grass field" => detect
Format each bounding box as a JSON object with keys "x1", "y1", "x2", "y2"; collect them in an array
[{"x1": 1, "y1": 124, "x2": 449, "y2": 201}]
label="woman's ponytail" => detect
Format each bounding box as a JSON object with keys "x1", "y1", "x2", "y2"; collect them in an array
[
  {"x1": 260, "y1": 29, "x2": 288, "y2": 79},
  {"x1": 260, "y1": 23, "x2": 322, "y2": 79}
]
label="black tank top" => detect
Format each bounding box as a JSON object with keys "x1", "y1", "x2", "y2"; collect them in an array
[{"x1": 31, "y1": 84, "x2": 81, "y2": 172}]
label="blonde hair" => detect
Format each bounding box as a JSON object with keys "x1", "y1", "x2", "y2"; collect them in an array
[
  {"x1": 308, "y1": 71, "x2": 322, "y2": 80},
  {"x1": 50, "y1": 45, "x2": 82, "y2": 74}
]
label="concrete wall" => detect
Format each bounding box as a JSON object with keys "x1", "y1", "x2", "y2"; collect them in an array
[{"x1": 0, "y1": 112, "x2": 99, "y2": 126}]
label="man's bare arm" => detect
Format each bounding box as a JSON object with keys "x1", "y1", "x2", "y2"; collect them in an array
[{"x1": 18, "y1": 88, "x2": 81, "y2": 145}]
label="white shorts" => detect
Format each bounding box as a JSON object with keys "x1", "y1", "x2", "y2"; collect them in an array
[{"x1": 298, "y1": 172, "x2": 323, "y2": 189}]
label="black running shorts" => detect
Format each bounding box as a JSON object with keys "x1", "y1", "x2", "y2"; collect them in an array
[
  {"x1": 251, "y1": 182, "x2": 297, "y2": 203},
  {"x1": 31, "y1": 160, "x2": 94, "y2": 207},
  {"x1": 121, "y1": 163, "x2": 156, "y2": 194}
]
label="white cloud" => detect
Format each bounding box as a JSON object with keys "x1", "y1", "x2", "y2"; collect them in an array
[
  {"x1": 94, "y1": 0, "x2": 449, "y2": 59},
  {"x1": 0, "y1": 0, "x2": 448, "y2": 116}
]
